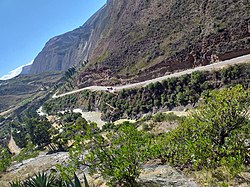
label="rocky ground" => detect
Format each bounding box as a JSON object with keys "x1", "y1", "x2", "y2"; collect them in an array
[
  {"x1": 0, "y1": 151, "x2": 200, "y2": 187},
  {"x1": 139, "y1": 162, "x2": 198, "y2": 187},
  {"x1": 0, "y1": 152, "x2": 68, "y2": 187}
]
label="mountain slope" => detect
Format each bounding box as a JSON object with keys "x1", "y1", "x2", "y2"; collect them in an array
[
  {"x1": 29, "y1": 4, "x2": 108, "y2": 74},
  {"x1": 0, "y1": 72, "x2": 63, "y2": 112},
  {"x1": 20, "y1": 64, "x2": 32, "y2": 75},
  {"x1": 30, "y1": 0, "x2": 250, "y2": 86}
]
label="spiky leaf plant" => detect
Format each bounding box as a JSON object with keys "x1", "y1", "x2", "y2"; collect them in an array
[
  {"x1": 9, "y1": 180, "x2": 24, "y2": 187},
  {"x1": 22, "y1": 172, "x2": 57, "y2": 187}
]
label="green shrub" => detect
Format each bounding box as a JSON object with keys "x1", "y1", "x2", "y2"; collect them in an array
[
  {"x1": 101, "y1": 122, "x2": 116, "y2": 131},
  {"x1": 142, "y1": 123, "x2": 154, "y2": 131},
  {"x1": 161, "y1": 85, "x2": 250, "y2": 171},
  {"x1": 0, "y1": 146, "x2": 11, "y2": 172},
  {"x1": 152, "y1": 112, "x2": 180, "y2": 122},
  {"x1": 71, "y1": 122, "x2": 151, "y2": 186},
  {"x1": 13, "y1": 142, "x2": 39, "y2": 163},
  {"x1": 22, "y1": 173, "x2": 57, "y2": 187}
]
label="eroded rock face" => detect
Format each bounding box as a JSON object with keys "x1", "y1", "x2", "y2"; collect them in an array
[{"x1": 30, "y1": 0, "x2": 250, "y2": 85}]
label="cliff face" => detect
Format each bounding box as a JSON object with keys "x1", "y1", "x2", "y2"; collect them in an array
[
  {"x1": 20, "y1": 64, "x2": 32, "y2": 75},
  {"x1": 29, "y1": 6, "x2": 103, "y2": 73},
  {"x1": 30, "y1": 0, "x2": 250, "y2": 85}
]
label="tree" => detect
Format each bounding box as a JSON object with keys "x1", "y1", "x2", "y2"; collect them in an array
[
  {"x1": 75, "y1": 117, "x2": 88, "y2": 131},
  {"x1": 190, "y1": 71, "x2": 205, "y2": 92},
  {"x1": 154, "y1": 99, "x2": 161, "y2": 107},
  {"x1": 71, "y1": 122, "x2": 151, "y2": 186},
  {"x1": 195, "y1": 84, "x2": 249, "y2": 147},
  {"x1": 160, "y1": 93, "x2": 167, "y2": 106},
  {"x1": 176, "y1": 92, "x2": 187, "y2": 106},
  {"x1": 32, "y1": 121, "x2": 51, "y2": 147},
  {"x1": 0, "y1": 146, "x2": 11, "y2": 172},
  {"x1": 162, "y1": 85, "x2": 250, "y2": 169},
  {"x1": 26, "y1": 118, "x2": 52, "y2": 147},
  {"x1": 167, "y1": 77, "x2": 177, "y2": 92}
]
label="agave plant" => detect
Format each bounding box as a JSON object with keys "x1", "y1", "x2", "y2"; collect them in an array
[
  {"x1": 83, "y1": 174, "x2": 91, "y2": 187},
  {"x1": 9, "y1": 180, "x2": 24, "y2": 187},
  {"x1": 10, "y1": 172, "x2": 58, "y2": 187},
  {"x1": 67, "y1": 173, "x2": 84, "y2": 187},
  {"x1": 10, "y1": 172, "x2": 92, "y2": 187},
  {"x1": 66, "y1": 173, "x2": 92, "y2": 187},
  {"x1": 23, "y1": 172, "x2": 57, "y2": 187}
]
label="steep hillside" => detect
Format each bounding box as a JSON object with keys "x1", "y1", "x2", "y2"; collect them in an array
[
  {"x1": 29, "y1": 4, "x2": 109, "y2": 74},
  {"x1": 44, "y1": 63, "x2": 250, "y2": 121},
  {"x1": 0, "y1": 72, "x2": 63, "y2": 112},
  {"x1": 30, "y1": 0, "x2": 250, "y2": 87},
  {"x1": 20, "y1": 64, "x2": 32, "y2": 75}
]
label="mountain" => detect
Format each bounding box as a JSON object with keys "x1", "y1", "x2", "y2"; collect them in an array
[
  {"x1": 0, "y1": 72, "x2": 63, "y2": 113},
  {"x1": 0, "y1": 61, "x2": 33, "y2": 80},
  {"x1": 29, "y1": 0, "x2": 250, "y2": 86},
  {"x1": 20, "y1": 64, "x2": 32, "y2": 75}
]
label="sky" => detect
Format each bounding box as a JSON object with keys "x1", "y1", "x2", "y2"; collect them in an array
[{"x1": 0, "y1": 0, "x2": 106, "y2": 79}]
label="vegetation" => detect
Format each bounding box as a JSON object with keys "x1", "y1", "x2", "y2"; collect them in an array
[
  {"x1": 151, "y1": 112, "x2": 181, "y2": 122},
  {"x1": 62, "y1": 122, "x2": 150, "y2": 186},
  {"x1": 0, "y1": 146, "x2": 11, "y2": 172},
  {"x1": 87, "y1": 123, "x2": 150, "y2": 186},
  {"x1": 10, "y1": 111, "x2": 93, "y2": 153},
  {"x1": 51, "y1": 112, "x2": 93, "y2": 151},
  {"x1": 13, "y1": 142, "x2": 39, "y2": 164},
  {"x1": 10, "y1": 172, "x2": 90, "y2": 187},
  {"x1": 1, "y1": 84, "x2": 249, "y2": 186},
  {"x1": 44, "y1": 63, "x2": 250, "y2": 122},
  {"x1": 11, "y1": 117, "x2": 52, "y2": 148},
  {"x1": 55, "y1": 84, "x2": 249, "y2": 186},
  {"x1": 1, "y1": 64, "x2": 250, "y2": 186},
  {"x1": 158, "y1": 85, "x2": 249, "y2": 169}
]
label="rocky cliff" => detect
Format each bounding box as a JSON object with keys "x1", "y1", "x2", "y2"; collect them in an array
[
  {"x1": 20, "y1": 64, "x2": 32, "y2": 75},
  {"x1": 30, "y1": 0, "x2": 250, "y2": 86}
]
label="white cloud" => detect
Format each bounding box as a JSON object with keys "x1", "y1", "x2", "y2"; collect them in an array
[{"x1": 0, "y1": 60, "x2": 34, "y2": 80}]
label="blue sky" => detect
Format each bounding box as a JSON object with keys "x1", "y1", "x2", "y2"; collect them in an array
[{"x1": 0, "y1": 0, "x2": 106, "y2": 79}]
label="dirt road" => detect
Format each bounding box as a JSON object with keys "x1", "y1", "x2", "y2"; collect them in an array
[{"x1": 53, "y1": 54, "x2": 250, "y2": 98}]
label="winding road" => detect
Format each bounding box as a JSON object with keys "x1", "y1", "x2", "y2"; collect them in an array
[{"x1": 53, "y1": 54, "x2": 250, "y2": 99}]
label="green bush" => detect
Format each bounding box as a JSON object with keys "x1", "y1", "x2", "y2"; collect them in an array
[
  {"x1": 101, "y1": 122, "x2": 116, "y2": 131},
  {"x1": 0, "y1": 146, "x2": 11, "y2": 172},
  {"x1": 152, "y1": 112, "x2": 180, "y2": 122},
  {"x1": 13, "y1": 142, "x2": 39, "y2": 163},
  {"x1": 71, "y1": 122, "x2": 151, "y2": 186},
  {"x1": 160, "y1": 85, "x2": 250, "y2": 171}
]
